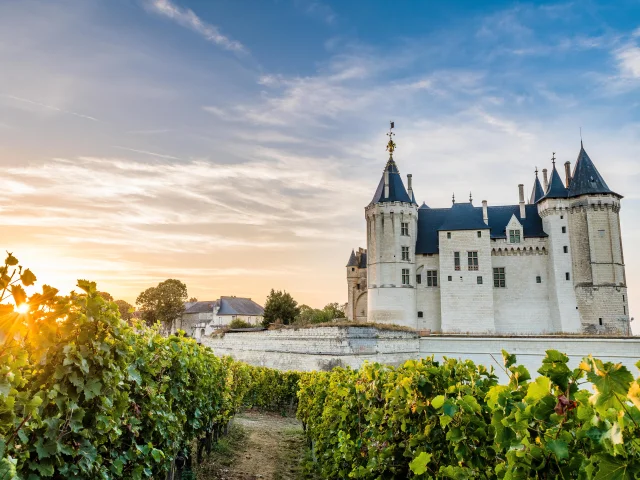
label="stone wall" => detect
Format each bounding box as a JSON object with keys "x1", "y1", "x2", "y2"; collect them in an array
[{"x1": 201, "y1": 326, "x2": 640, "y2": 382}]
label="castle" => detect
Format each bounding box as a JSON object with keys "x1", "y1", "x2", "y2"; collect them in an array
[{"x1": 346, "y1": 125, "x2": 630, "y2": 335}]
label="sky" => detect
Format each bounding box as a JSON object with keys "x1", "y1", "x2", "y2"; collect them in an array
[{"x1": 0, "y1": 0, "x2": 639, "y2": 330}]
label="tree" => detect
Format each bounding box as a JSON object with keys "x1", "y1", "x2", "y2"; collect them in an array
[
  {"x1": 323, "y1": 302, "x2": 345, "y2": 320},
  {"x1": 136, "y1": 279, "x2": 188, "y2": 331},
  {"x1": 188, "y1": 297, "x2": 198, "y2": 302},
  {"x1": 262, "y1": 289, "x2": 300, "y2": 327},
  {"x1": 115, "y1": 299, "x2": 134, "y2": 322},
  {"x1": 97, "y1": 291, "x2": 114, "y2": 302}
]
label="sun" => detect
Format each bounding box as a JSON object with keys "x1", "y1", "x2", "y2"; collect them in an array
[{"x1": 16, "y1": 303, "x2": 29, "y2": 314}]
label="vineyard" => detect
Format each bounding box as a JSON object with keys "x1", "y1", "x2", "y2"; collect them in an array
[{"x1": 2, "y1": 250, "x2": 640, "y2": 479}]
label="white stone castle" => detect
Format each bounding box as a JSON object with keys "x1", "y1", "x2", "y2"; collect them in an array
[{"x1": 346, "y1": 125, "x2": 630, "y2": 335}]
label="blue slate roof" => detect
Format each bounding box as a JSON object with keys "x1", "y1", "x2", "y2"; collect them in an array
[
  {"x1": 437, "y1": 202, "x2": 489, "y2": 231},
  {"x1": 370, "y1": 158, "x2": 412, "y2": 204},
  {"x1": 568, "y1": 144, "x2": 618, "y2": 198},
  {"x1": 530, "y1": 175, "x2": 545, "y2": 203},
  {"x1": 359, "y1": 252, "x2": 367, "y2": 268},
  {"x1": 416, "y1": 204, "x2": 546, "y2": 254},
  {"x1": 540, "y1": 165, "x2": 568, "y2": 200},
  {"x1": 217, "y1": 297, "x2": 264, "y2": 316},
  {"x1": 419, "y1": 201, "x2": 430, "y2": 209},
  {"x1": 184, "y1": 301, "x2": 217, "y2": 314},
  {"x1": 346, "y1": 249, "x2": 358, "y2": 267}
]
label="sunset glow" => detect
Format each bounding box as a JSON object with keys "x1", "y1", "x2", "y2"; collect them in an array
[{"x1": 16, "y1": 303, "x2": 29, "y2": 314}]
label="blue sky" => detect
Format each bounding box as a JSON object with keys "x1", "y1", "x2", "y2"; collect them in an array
[{"x1": 1, "y1": 0, "x2": 639, "y2": 330}]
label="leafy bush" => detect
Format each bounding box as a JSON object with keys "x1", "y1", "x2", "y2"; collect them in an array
[
  {"x1": 229, "y1": 318, "x2": 253, "y2": 329},
  {"x1": 297, "y1": 351, "x2": 640, "y2": 478}
]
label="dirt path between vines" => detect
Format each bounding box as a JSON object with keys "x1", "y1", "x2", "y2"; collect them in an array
[{"x1": 195, "y1": 410, "x2": 308, "y2": 480}]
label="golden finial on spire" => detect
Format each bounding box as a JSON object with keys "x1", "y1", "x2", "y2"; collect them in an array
[{"x1": 386, "y1": 121, "x2": 396, "y2": 158}]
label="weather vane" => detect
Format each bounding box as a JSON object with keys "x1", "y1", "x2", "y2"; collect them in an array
[
  {"x1": 386, "y1": 121, "x2": 396, "y2": 158},
  {"x1": 535, "y1": 166, "x2": 539, "y2": 176},
  {"x1": 552, "y1": 152, "x2": 556, "y2": 166}
]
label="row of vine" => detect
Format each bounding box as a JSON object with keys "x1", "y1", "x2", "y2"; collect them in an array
[
  {"x1": 0, "y1": 253, "x2": 299, "y2": 479},
  {"x1": 297, "y1": 352, "x2": 640, "y2": 478}
]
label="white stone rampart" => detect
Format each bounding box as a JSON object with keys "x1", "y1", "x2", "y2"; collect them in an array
[
  {"x1": 201, "y1": 327, "x2": 640, "y2": 383},
  {"x1": 415, "y1": 254, "x2": 442, "y2": 331}
]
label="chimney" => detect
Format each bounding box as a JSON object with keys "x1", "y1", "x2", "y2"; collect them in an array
[
  {"x1": 542, "y1": 168, "x2": 549, "y2": 191},
  {"x1": 407, "y1": 174, "x2": 413, "y2": 199},
  {"x1": 482, "y1": 200, "x2": 488, "y2": 225},
  {"x1": 564, "y1": 161, "x2": 572, "y2": 187},
  {"x1": 518, "y1": 184, "x2": 526, "y2": 219},
  {"x1": 384, "y1": 170, "x2": 389, "y2": 199}
]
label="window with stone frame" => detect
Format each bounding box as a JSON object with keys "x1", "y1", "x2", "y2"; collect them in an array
[
  {"x1": 416, "y1": 274, "x2": 421, "y2": 284},
  {"x1": 402, "y1": 268, "x2": 410, "y2": 285},
  {"x1": 402, "y1": 246, "x2": 410, "y2": 261},
  {"x1": 426, "y1": 270, "x2": 438, "y2": 287},
  {"x1": 493, "y1": 267, "x2": 506, "y2": 288},
  {"x1": 468, "y1": 251, "x2": 479, "y2": 271},
  {"x1": 454, "y1": 252, "x2": 460, "y2": 271},
  {"x1": 509, "y1": 229, "x2": 521, "y2": 243},
  {"x1": 401, "y1": 222, "x2": 409, "y2": 236}
]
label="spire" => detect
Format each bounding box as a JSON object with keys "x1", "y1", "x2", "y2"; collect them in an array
[
  {"x1": 370, "y1": 122, "x2": 412, "y2": 204},
  {"x1": 452, "y1": 193, "x2": 455, "y2": 205},
  {"x1": 541, "y1": 154, "x2": 568, "y2": 200},
  {"x1": 530, "y1": 166, "x2": 545, "y2": 203},
  {"x1": 346, "y1": 249, "x2": 358, "y2": 267},
  {"x1": 567, "y1": 143, "x2": 617, "y2": 198},
  {"x1": 469, "y1": 191, "x2": 473, "y2": 203}
]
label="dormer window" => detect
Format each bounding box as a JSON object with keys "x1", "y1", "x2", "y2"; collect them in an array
[{"x1": 509, "y1": 229, "x2": 521, "y2": 243}]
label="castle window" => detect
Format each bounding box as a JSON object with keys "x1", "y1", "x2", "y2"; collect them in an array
[
  {"x1": 623, "y1": 294, "x2": 626, "y2": 302},
  {"x1": 509, "y1": 229, "x2": 521, "y2": 243},
  {"x1": 448, "y1": 275, "x2": 452, "y2": 281},
  {"x1": 598, "y1": 229, "x2": 605, "y2": 238},
  {"x1": 467, "y1": 251, "x2": 479, "y2": 271},
  {"x1": 565, "y1": 272, "x2": 571, "y2": 281},
  {"x1": 447, "y1": 232, "x2": 451, "y2": 239},
  {"x1": 427, "y1": 270, "x2": 438, "y2": 287},
  {"x1": 402, "y1": 246, "x2": 410, "y2": 261},
  {"x1": 416, "y1": 274, "x2": 421, "y2": 284},
  {"x1": 624, "y1": 306, "x2": 626, "y2": 315},
  {"x1": 454, "y1": 252, "x2": 460, "y2": 271},
  {"x1": 417, "y1": 311, "x2": 424, "y2": 318},
  {"x1": 599, "y1": 318, "x2": 603, "y2": 326},
  {"x1": 560, "y1": 215, "x2": 564, "y2": 219},
  {"x1": 351, "y1": 268, "x2": 355, "y2": 271},
  {"x1": 401, "y1": 222, "x2": 409, "y2": 236},
  {"x1": 402, "y1": 269, "x2": 410, "y2": 285},
  {"x1": 562, "y1": 226, "x2": 566, "y2": 233},
  {"x1": 477, "y1": 231, "x2": 482, "y2": 238},
  {"x1": 477, "y1": 276, "x2": 483, "y2": 284},
  {"x1": 357, "y1": 284, "x2": 360, "y2": 290},
  {"x1": 493, "y1": 268, "x2": 506, "y2": 288},
  {"x1": 563, "y1": 246, "x2": 568, "y2": 254},
  {"x1": 536, "y1": 276, "x2": 542, "y2": 283}
]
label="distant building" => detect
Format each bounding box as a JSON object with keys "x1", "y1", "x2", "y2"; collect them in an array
[
  {"x1": 177, "y1": 296, "x2": 265, "y2": 340},
  {"x1": 346, "y1": 125, "x2": 629, "y2": 335}
]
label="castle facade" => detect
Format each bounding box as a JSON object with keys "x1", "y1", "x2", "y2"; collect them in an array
[{"x1": 346, "y1": 130, "x2": 629, "y2": 335}]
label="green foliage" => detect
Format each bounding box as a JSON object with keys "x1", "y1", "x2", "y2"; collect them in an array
[
  {"x1": 295, "y1": 302, "x2": 345, "y2": 325},
  {"x1": 229, "y1": 318, "x2": 253, "y2": 329},
  {"x1": 0, "y1": 253, "x2": 301, "y2": 479},
  {"x1": 297, "y1": 350, "x2": 640, "y2": 478},
  {"x1": 135, "y1": 278, "x2": 188, "y2": 330},
  {"x1": 115, "y1": 299, "x2": 134, "y2": 322},
  {"x1": 262, "y1": 289, "x2": 299, "y2": 327}
]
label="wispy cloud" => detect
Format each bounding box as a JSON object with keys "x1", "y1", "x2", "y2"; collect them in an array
[
  {"x1": 144, "y1": 0, "x2": 247, "y2": 54},
  {"x1": 1, "y1": 94, "x2": 99, "y2": 122},
  {"x1": 616, "y1": 44, "x2": 640, "y2": 79},
  {"x1": 294, "y1": 0, "x2": 337, "y2": 25},
  {"x1": 113, "y1": 145, "x2": 181, "y2": 160}
]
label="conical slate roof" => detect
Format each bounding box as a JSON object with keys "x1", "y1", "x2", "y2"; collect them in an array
[
  {"x1": 346, "y1": 249, "x2": 358, "y2": 267},
  {"x1": 419, "y1": 201, "x2": 430, "y2": 210},
  {"x1": 568, "y1": 144, "x2": 617, "y2": 198},
  {"x1": 370, "y1": 158, "x2": 412, "y2": 204},
  {"x1": 530, "y1": 174, "x2": 545, "y2": 204},
  {"x1": 540, "y1": 165, "x2": 568, "y2": 200}
]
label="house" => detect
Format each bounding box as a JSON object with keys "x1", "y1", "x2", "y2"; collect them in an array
[{"x1": 178, "y1": 296, "x2": 265, "y2": 339}]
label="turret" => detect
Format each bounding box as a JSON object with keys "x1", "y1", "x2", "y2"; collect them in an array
[
  {"x1": 537, "y1": 153, "x2": 581, "y2": 333},
  {"x1": 346, "y1": 248, "x2": 368, "y2": 321},
  {"x1": 530, "y1": 168, "x2": 545, "y2": 204},
  {"x1": 566, "y1": 143, "x2": 628, "y2": 334},
  {"x1": 366, "y1": 122, "x2": 418, "y2": 328}
]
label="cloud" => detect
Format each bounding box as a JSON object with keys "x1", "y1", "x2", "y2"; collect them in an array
[
  {"x1": 615, "y1": 44, "x2": 640, "y2": 79},
  {"x1": 294, "y1": 0, "x2": 337, "y2": 25},
  {"x1": 144, "y1": 0, "x2": 247, "y2": 54},
  {"x1": 1, "y1": 94, "x2": 99, "y2": 121},
  {"x1": 112, "y1": 145, "x2": 181, "y2": 160}
]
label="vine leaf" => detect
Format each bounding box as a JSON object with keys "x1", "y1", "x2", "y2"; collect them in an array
[
  {"x1": 546, "y1": 439, "x2": 569, "y2": 461},
  {"x1": 409, "y1": 451, "x2": 432, "y2": 475},
  {"x1": 593, "y1": 455, "x2": 633, "y2": 480},
  {"x1": 587, "y1": 359, "x2": 633, "y2": 412},
  {"x1": 526, "y1": 376, "x2": 551, "y2": 403}
]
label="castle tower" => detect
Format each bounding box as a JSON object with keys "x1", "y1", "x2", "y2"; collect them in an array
[
  {"x1": 365, "y1": 123, "x2": 419, "y2": 328},
  {"x1": 346, "y1": 248, "x2": 368, "y2": 322},
  {"x1": 537, "y1": 154, "x2": 582, "y2": 332},
  {"x1": 566, "y1": 144, "x2": 629, "y2": 334}
]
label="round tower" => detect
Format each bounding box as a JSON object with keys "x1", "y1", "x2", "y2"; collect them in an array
[{"x1": 366, "y1": 123, "x2": 419, "y2": 328}]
